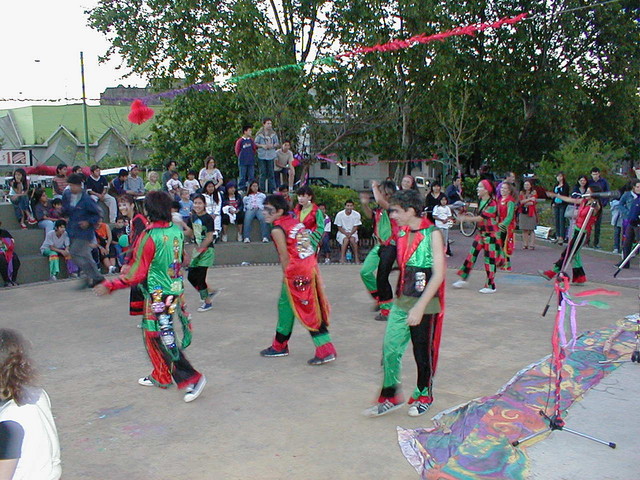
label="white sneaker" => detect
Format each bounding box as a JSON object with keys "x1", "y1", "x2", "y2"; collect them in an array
[
  {"x1": 612, "y1": 248, "x2": 619, "y2": 254},
  {"x1": 324, "y1": 258, "x2": 330, "y2": 264},
  {"x1": 184, "y1": 375, "x2": 207, "y2": 403},
  {"x1": 479, "y1": 287, "x2": 496, "y2": 294},
  {"x1": 452, "y1": 280, "x2": 467, "y2": 289},
  {"x1": 49, "y1": 275, "x2": 57, "y2": 282},
  {"x1": 407, "y1": 401, "x2": 432, "y2": 417},
  {"x1": 237, "y1": 233, "x2": 243, "y2": 242},
  {"x1": 243, "y1": 238, "x2": 250, "y2": 243},
  {"x1": 108, "y1": 265, "x2": 117, "y2": 274},
  {"x1": 221, "y1": 234, "x2": 228, "y2": 242},
  {"x1": 138, "y1": 376, "x2": 155, "y2": 387},
  {"x1": 262, "y1": 237, "x2": 269, "y2": 243}
]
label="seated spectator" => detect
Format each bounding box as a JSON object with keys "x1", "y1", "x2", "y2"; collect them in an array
[
  {"x1": 318, "y1": 203, "x2": 332, "y2": 264},
  {"x1": 221, "y1": 182, "x2": 244, "y2": 242},
  {"x1": 40, "y1": 219, "x2": 78, "y2": 281},
  {"x1": 85, "y1": 165, "x2": 117, "y2": 223},
  {"x1": 124, "y1": 165, "x2": 145, "y2": 196},
  {"x1": 110, "y1": 216, "x2": 127, "y2": 267},
  {"x1": 274, "y1": 141, "x2": 295, "y2": 190},
  {"x1": 0, "y1": 329, "x2": 61, "y2": 480},
  {"x1": 242, "y1": 180, "x2": 269, "y2": 243},
  {"x1": 198, "y1": 156, "x2": 224, "y2": 190},
  {"x1": 9, "y1": 168, "x2": 36, "y2": 229},
  {"x1": 0, "y1": 223, "x2": 20, "y2": 287},
  {"x1": 94, "y1": 218, "x2": 116, "y2": 274},
  {"x1": 171, "y1": 201, "x2": 188, "y2": 231},
  {"x1": 33, "y1": 189, "x2": 56, "y2": 235},
  {"x1": 162, "y1": 160, "x2": 180, "y2": 191},
  {"x1": 49, "y1": 198, "x2": 64, "y2": 220},
  {"x1": 166, "y1": 171, "x2": 184, "y2": 200},
  {"x1": 110, "y1": 169, "x2": 129, "y2": 197},
  {"x1": 51, "y1": 163, "x2": 68, "y2": 198},
  {"x1": 144, "y1": 171, "x2": 162, "y2": 192},
  {"x1": 184, "y1": 170, "x2": 201, "y2": 196},
  {"x1": 202, "y1": 181, "x2": 222, "y2": 238},
  {"x1": 179, "y1": 189, "x2": 194, "y2": 224},
  {"x1": 335, "y1": 200, "x2": 362, "y2": 263}
]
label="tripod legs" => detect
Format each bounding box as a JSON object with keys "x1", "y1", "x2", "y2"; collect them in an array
[{"x1": 512, "y1": 410, "x2": 616, "y2": 449}]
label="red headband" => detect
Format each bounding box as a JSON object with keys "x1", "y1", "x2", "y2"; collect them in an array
[{"x1": 480, "y1": 179, "x2": 494, "y2": 195}]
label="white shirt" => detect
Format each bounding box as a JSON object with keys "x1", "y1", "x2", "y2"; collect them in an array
[
  {"x1": 433, "y1": 205, "x2": 453, "y2": 229},
  {"x1": 334, "y1": 209, "x2": 362, "y2": 233},
  {"x1": 0, "y1": 389, "x2": 61, "y2": 480}
]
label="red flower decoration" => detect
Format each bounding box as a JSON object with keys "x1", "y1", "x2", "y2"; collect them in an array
[{"x1": 128, "y1": 99, "x2": 155, "y2": 125}]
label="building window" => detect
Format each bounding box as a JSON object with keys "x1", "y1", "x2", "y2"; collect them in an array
[{"x1": 320, "y1": 161, "x2": 330, "y2": 170}]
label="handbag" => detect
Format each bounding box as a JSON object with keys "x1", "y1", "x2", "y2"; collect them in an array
[{"x1": 564, "y1": 204, "x2": 577, "y2": 219}]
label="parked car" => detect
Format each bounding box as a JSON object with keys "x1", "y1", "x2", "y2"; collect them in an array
[{"x1": 293, "y1": 177, "x2": 352, "y2": 190}]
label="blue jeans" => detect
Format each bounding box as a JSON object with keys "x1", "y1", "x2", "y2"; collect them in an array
[
  {"x1": 553, "y1": 203, "x2": 567, "y2": 239},
  {"x1": 38, "y1": 220, "x2": 55, "y2": 235},
  {"x1": 243, "y1": 208, "x2": 269, "y2": 241},
  {"x1": 258, "y1": 158, "x2": 276, "y2": 193},
  {"x1": 238, "y1": 164, "x2": 255, "y2": 191},
  {"x1": 11, "y1": 196, "x2": 30, "y2": 222}
]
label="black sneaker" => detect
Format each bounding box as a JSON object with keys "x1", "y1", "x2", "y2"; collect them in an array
[
  {"x1": 260, "y1": 346, "x2": 289, "y2": 357},
  {"x1": 407, "y1": 401, "x2": 432, "y2": 417},
  {"x1": 374, "y1": 313, "x2": 388, "y2": 322},
  {"x1": 362, "y1": 399, "x2": 405, "y2": 417},
  {"x1": 307, "y1": 353, "x2": 336, "y2": 365}
]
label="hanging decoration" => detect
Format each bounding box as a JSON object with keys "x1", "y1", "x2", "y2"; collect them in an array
[
  {"x1": 127, "y1": 99, "x2": 155, "y2": 125},
  {"x1": 122, "y1": 13, "x2": 528, "y2": 124}
]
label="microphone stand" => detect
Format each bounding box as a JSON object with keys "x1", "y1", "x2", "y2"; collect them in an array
[
  {"x1": 513, "y1": 198, "x2": 616, "y2": 449},
  {"x1": 613, "y1": 242, "x2": 640, "y2": 277}
]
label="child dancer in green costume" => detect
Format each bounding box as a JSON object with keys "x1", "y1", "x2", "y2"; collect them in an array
[
  {"x1": 185, "y1": 194, "x2": 218, "y2": 312},
  {"x1": 363, "y1": 189, "x2": 445, "y2": 417},
  {"x1": 359, "y1": 180, "x2": 399, "y2": 321}
]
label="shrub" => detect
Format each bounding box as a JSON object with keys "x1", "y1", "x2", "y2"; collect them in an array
[{"x1": 313, "y1": 187, "x2": 373, "y2": 238}]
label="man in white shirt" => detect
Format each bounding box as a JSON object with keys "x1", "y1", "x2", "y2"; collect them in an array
[
  {"x1": 334, "y1": 200, "x2": 362, "y2": 263},
  {"x1": 274, "y1": 141, "x2": 295, "y2": 190}
]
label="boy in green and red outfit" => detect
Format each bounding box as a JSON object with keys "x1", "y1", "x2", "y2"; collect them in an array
[
  {"x1": 359, "y1": 180, "x2": 399, "y2": 321},
  {"x1": 363, "y1": 189, "x2": 446, "y2": 417},
  {"x1": 95, "y1": 191, "x2": 206, "y2": 403},
  {"x1": 260, "y1": 194, "x2": 336, "y2": 365}
]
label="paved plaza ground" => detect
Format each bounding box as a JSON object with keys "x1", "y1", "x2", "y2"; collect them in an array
[{"x1": 2, "y1": 229, "x2": 639, "y2": 479}]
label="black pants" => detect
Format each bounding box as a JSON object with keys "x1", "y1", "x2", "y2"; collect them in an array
[
  {"x1": 377, "y1": 245, "x2": 397, "y2": 305},
  {"x1": 622, "y1": 224, "x2": 639, "y2": 268},
  {"x1": 0, "y1": 254, "x2": 20, "y2": 283},
  {"x1": 188, "y1": 266, "x2": 208, "y2": 292}
]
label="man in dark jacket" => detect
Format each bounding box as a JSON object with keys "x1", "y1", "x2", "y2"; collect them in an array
[{"x1": 62, "y1": 174, "x2": 104, "y2": 286}]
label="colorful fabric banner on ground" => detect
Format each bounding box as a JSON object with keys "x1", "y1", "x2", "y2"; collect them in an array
[{"x1": 397, "y1": 326, "x2": 633, "y2": 479}]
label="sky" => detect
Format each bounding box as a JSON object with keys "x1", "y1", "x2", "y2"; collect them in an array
[{"x1": 0, "y1": 1, "x2": 146, "y2": 109}]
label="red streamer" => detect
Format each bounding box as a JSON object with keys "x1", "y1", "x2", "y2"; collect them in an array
[
  {"x1": 574, "y1": 288, "x2": 621, "y2": 297},
  {"x1": 316, "y1": 153, "x2": 439, "y2": 166},
  {"x1": 335, "y1": 13, "x2": 528, "y2": 59},
  {"x1": 128, "y1": 99, "x2": 155, "y2": 125}
]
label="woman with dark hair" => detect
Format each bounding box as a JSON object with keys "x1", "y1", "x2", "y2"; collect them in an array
[
  {"x1": 0, "y1": 329, "x2": 61, "y2": 480},
  {"x1": 293, "y1": 186, "x2": 325, "y2": 251},
  {"x1": 33, "y1": 189, "x2": 56, "y2": 235},
  {"x1": 52, "y1": 163, "x2": 68, "y2": 198},
  {"x1": 202, "y1": 181, "x2": 222, "y2": 238},
  {"x1": 198, "y1": 156, "x2": 224, "y2": 190},
  {"x1": 184, "y1": 194, "x2": 218, "y2": 312},
  {"x1": 518, "y1": 180, "x2": 538, "y2": 250},
  {"x1": 118, "y1": 194, "x2": 148, "y2": 317},
  {"x1": 552, "y1": 173, "x2": 570, "y2": 245},
  {"x1": 95, "y1": 191, "x2": 207, "y2": 402},
  {"x1": 9, "y1": 168, "x2": 36, "y2": 229},
  {"x1": 497, "y1": 182, "x2": 517, "y2": 271},
  {"x1": 242, "y1": 180, "x2": 269, "y2": 243},
  {"x1": 541, "y1": 186, "x2": 602, "y2": 284},
  {"x1": 221, "y1": 182, "x2": 244, "y2": 242},
  {"x1": 259, "y1": 194, "x2": 337, "y2": 365},
  {"x1": 424, "y1": 181, "x2": 445, "y2": 221}
]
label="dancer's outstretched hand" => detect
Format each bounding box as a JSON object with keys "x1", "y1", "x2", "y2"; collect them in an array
[{"x1": 94, "y1": 283, "x2": 109, "y2": 296}]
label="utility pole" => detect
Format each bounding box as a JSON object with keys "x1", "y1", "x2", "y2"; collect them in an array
[{"x1": 80, "y1": 52, "x2": 91, "y2": 164}]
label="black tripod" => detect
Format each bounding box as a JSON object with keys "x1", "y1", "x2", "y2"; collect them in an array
[{"x1": 513, "y1": 199, "x2": 616, "y2": 449}]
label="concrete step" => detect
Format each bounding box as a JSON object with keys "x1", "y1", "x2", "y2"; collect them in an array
[
  {"x1": 8, "y1": 228, "x2": 47, "y2": 256},
  {"x1": 0, "y1": 203, "x2": 21, "y2": 229}
]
